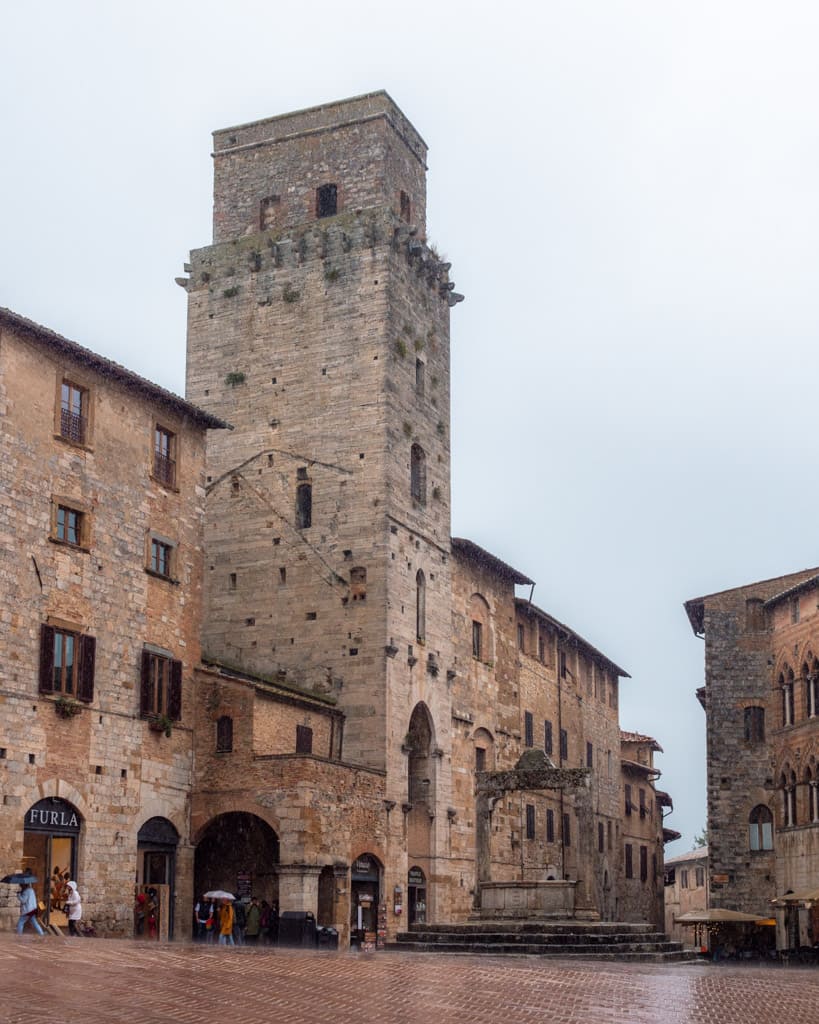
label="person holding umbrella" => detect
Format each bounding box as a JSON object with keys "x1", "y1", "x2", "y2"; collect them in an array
[
  {"x1": 16, "y1": 881, "x2": 44, "y2": 936},
  {"x1": 218, "y1": 896, "x2": 235, "y2": 946}
]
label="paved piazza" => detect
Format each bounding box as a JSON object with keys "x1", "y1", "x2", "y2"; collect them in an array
[{"x1": 1, "y1": 936, "x2": 818, "y2": 1024}]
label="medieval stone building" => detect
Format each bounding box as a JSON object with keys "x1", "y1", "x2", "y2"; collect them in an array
[
  {"x1": 686, "y1": 567, "x2": 819, "y2": 948},
  {"x1": 1, "y1": 92, "x2": 675, "y2": 943},
  {"x1": 0, "y1": 307, "x2": 224, "y2": 935},
  {"x1": 181, "y1": 92, "x2": 673, "y2": 943}
]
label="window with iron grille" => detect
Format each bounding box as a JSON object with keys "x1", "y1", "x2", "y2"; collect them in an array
[
  {"x1": 60, "y1": 380, "x2": 88, "y2": 445},
  {"x1": 39, "y1": 623, "x2": 95, "y2": 702},
  {"x1": 140, "y1": 650, "x2": 182, "y2": 720},
  {"x1": 153, "y1": 426, "x2": 177, "y2": 488}
]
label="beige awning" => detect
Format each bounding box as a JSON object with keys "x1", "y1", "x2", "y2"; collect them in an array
[{"x1": 675, "y1": 908, "x2": 765, "y2": 924}]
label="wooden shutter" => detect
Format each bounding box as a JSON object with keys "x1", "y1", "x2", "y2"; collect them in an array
[
  {"x1": 140, "y1": 650, "x2": 154, "y2": 716},
  {"x1": 167, "y1": 659, "x2": 182, "y2": 721},
  {"x1": 77, "y1": 634, "x2": 96, "y2": 702},
  {"x1": 39, "y1": 624, "x2": 56, "y2": 693}
]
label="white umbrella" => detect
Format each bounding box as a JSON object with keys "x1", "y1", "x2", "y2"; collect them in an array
[{"x1": 203, "y1": 890, "x2": 235, "y2": 900}]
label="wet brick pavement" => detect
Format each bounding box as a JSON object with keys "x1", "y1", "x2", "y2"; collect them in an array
[{"x1": 1, "y1": 934, "x2": 818, "y2": 1024}]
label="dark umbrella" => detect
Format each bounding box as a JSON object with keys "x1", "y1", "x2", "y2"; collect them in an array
[{"x1": 1, "y1": 873, "x2": 38, "y2": 885}]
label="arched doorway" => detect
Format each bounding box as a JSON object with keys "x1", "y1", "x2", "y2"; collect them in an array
[
  {"x1": 194, "y1": 812, "x2": 280, "y2": 918},
  {"x1": 350, "y1": 853, "x2": 382, "y2": 946},
  {"x1": 407, "y1": 865, "x2": 427, "y2": 925},
  {"x1": 406, "y1": 703, "x2": 435, "y2": 903},
  {"x1": 22, "y1": 797, "x2": 81, "y2": 927},
  {"x1": 137, "y1": 817, "x2": 179, "y2": 940}
]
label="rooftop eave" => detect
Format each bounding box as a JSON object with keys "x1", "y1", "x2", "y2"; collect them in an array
[{"x1": 0, "y1": 306, "x2": 230, "y2": 431}]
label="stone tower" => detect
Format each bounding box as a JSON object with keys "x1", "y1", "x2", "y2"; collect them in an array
[{"x1": 184, "y1": 93, "x2": 461, "y2": 902}]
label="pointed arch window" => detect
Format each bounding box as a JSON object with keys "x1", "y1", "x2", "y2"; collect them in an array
[{"x1": 749, "y1": 804, "x2": 773, "y2": 850}]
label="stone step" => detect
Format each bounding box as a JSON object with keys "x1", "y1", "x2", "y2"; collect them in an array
[
  {"x1": 417, "y1": 921, "x2": 662, "y2": 935},
  {"x1": 397, "y1": 931, "x2": 682, "y2": 949},
  {"x1": 390, "y1": 940, "x2": 697, "y2": 962},
  {"x1": 391, "y1": 920, "x2": 695, "y2": 963}
]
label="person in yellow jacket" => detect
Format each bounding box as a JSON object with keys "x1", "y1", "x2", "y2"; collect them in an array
[{"x1": 218, "y1": 898, "x2": 235, "y2": 946}]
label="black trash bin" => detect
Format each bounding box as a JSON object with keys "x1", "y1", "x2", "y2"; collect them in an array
[
  {"x1": 317, "y1": 926, "x2": 339, "y2": 949},
  {"x1": 278, "y1": 910, "x2": 316, "y2": 947}
]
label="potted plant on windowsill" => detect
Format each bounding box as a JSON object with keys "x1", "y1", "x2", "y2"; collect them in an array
[
  {"x1": 54, "y1": 696, "x2": 82, "y2": 719},
  {"x1": 148, "y1": 714, "x2": 174, "y2": 737}
]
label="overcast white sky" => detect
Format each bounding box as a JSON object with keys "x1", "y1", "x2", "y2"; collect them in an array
[{"x1": 4, "y1": 1, "x2": 819, "y2": 854}]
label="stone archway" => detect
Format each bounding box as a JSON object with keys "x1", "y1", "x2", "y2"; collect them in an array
[{"x1": 194, "y1": 812, "x2": 280, "y2": 909}]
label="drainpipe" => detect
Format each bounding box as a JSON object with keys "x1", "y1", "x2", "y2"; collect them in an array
[{"x1": 556, "y1": 631, "x2": 565, "y2": 879}]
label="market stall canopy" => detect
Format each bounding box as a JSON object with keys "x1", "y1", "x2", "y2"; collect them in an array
[
  {"x1": 771, "y1": 887, "x2": 819, "y2": 904},
  {"x1": 676, "y1": 908, "x2": 765, "y2": 924}
]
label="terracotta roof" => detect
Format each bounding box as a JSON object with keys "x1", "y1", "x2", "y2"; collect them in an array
[
  {"x1": 620, "y1": 730, "x2": 663, "y2": 752},
  {"x1": 515, "y1": 598, "x2": 630, "y2": 679},
  {"x1": 655, "y1": 790, "x2": 674, "y2": 809},
  {"x1": 665, "y1": 846, "x2": 708, "y2": 867},
  {"x1": 764, "y1": 573, "x2": 819, "y2": 609},
  {"x1": 0, "y1": 306, "x2": 229, "y2": 430},
  {"x1": 451, "y1": 538, "x2": 534, "y2": 585},
  {"x1": 684, "y1": 566, "x2": 819, "y2": 634}
]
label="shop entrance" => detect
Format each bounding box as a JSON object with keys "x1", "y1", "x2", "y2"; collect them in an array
[
  {"x1": 407, "y1": 865, "x2": 427, "y2": 925},
  {"x1": 137, "y1": 817, "x2": 179, "y2": 940},
  {"x1": 350, "y1": 853, "x2": 382, "y2": 948},
  {"x1": 22, "y1": 797, "x2": 81, "y2": 927}
]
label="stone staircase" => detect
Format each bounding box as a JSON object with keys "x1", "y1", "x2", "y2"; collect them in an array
[{"x1": 392, "y1": 920, "x2": 698, "y2": 962}]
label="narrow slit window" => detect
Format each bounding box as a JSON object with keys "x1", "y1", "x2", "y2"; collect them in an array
[{"x1": 296, "y1": 483, "x2": 312, "y2": 529}]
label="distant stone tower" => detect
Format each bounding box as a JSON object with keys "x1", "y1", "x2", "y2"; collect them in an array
[{"x1": 184, "y1": 93, "x2": 462, "y2": 900}]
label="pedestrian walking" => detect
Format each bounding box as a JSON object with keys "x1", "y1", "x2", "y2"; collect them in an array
[
  {"x1": 218, "y1": 898, "x2": 235, "y2": 946},
  {"x1": 194, "y1": 896, "x2": 209, "y2": 941},
  {"x1": 16, "y1": 883, "x2": 44, "y2": 936},
  {"x1": 245, "y1": 896, "x2": 261, "y2": 944},
  {"x1": 65, "y1": 880, "x2": 83, "y2": 936},
  {"x1": 233, "y1": 897, "x2": 246, "y2": 945}
]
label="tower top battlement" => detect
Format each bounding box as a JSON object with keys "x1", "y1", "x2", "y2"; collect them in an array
[{"x1": 211, "y1": 91, "x2": 428, "y2": 244}]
